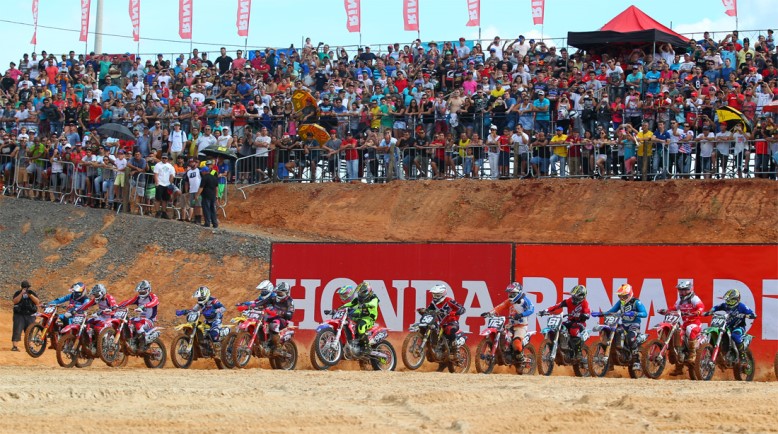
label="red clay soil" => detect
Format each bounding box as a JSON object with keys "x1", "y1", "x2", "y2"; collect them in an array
[{"x1": 225, "y1": 179, "x2": 778, "y2": 244}]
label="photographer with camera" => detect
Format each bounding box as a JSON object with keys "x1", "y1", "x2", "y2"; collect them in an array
[{"x1": 11, "y1": 280, "x2": 39, "y2": 352}]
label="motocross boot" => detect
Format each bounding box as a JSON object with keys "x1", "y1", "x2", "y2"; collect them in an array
[
  {"x1": 512, "y1": 339, "x2": 525, "y2": 364},
  {"x1": 686, "y1": 339, "x2": 699, "y2": 364},
  {"x1": 269, "y1": 334, "x2": 282, "y2": 356}
]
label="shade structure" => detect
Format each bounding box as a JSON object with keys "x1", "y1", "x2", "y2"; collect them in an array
[{"x1": 568, "y1": 6, "x2": 689, "y2": 51}]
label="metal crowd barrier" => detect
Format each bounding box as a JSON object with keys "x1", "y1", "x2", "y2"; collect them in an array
[
  {"x1": 14, "y1": 156, "x2": 76, "y2": 202},
  {"x1": 129, "y1": 172, "x2": 181, "y2": 219}
]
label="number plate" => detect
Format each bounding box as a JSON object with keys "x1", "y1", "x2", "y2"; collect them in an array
[
  {"x1": 72, "y1": 315, "x2": 85, "y2": 324},
  {"x1": 44, "y1": 306, "x2": 56, "y2": 314},
  {"x1": 546, "y1": 316, "x2": 561, "y2": 328},
  {"x1": 420, "y1": 314, "x2": 434, "y2": 325},
  {"x1": 332, "y1": 310, "x2": 345, "y2": 319},
  {"x1": 114, "y1": 311, "x2": 127, "y2": 320},
  {"x1": 455, "y1": 336, "x2": 466, "y2": 347},
  {"x1": 371, "y1": 330, "x2": 388, "y2": 342},
  {"x1": 487, "y1": 316, "x2": 505, "y2": 329},
  {"x1": 663, "y1": 313, "x2": 681, "y2": 324},
  {"x1": 580, "y1": 329, "x2": 590, "y2": 341},
  {"x1": 247, "y1": 311, "x2": 261, "y2": 320},
  {"x1": 710, "y1": 317, "x2": 726, "y2": 328},
  {"x1": 604, "y1": 316, "x2": 618, "y2": 326},
  {"x1": 186, "y1": 312, "x2": 199, "y2": 323}
]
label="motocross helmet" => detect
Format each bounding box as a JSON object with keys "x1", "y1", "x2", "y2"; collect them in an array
[
  {"x1": 506, "y1": 282, "x2": 525, "y2": 303},
  {"x1": 193, "y1": 286, "x2": 211, "y2": 305},
  {"x1": 257, "y1": 288, "x2": 275, "y2": 303},
  {"x1": 723, "y1": 289, "x2": 740, "y2": 307},
  {"x1": 356, "y1": 281, "x2": 373, "y2": 302},
  {"x1": 429, "y1": 284, "x2": 448, "y2": 304},
  {"x1": 570, "y1": 285, "x2": 587, "y2": 305},
  {"x1": 676, "y1": 280, "x2": 693, "y2": 302},
  {"x1": 275, "y1": 282, "x2": 290, "y2": 302},
  {"x1": 135, "y1": 280, "x2": 151, "y2": 297},
  {"x1": 337, "y1": 285, "x2": 357, "y2": 303},
  {"x1": 90, "y1": 284, "x2": 107, "y2": 301},
  {"x1": 256, "y1": 280, "x2": 275, "y2": 292},
  {"x1": 617, "y1": 284, "x2": 633, "y2": 305},
  {"x1": 70, "y1": 282, "x2": 86, "y2": 296}
]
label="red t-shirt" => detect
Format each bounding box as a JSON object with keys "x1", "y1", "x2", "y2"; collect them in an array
[
  {"x1": 498, "y1": 135, "x2": 510, "y2": 152},
  {"x1": 343, "y1": 138, "x2": 358, "y2": 160},
  {"x1": 88, "y1": 104, "x2": 102, "y2": 123},
  {"x1": 431, "y1": 140, "x2": 445, "y2": 159},
  {"x1": 232, "y1": 105, "x2": 247, "y2": 127},
  {"x1": 567, "y1": 135, "x2": 582, "y2": 157}
]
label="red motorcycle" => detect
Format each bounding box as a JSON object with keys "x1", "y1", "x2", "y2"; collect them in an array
[
  {"x1": 97, "y1": 307, "x2": 167, "y2": 369},
  {"x1": 24, "y1": 305, "x2": 65, "y2": 357},
  {"x1": 229, "y1": 306, "x2": 298, "y2": 370},
  {"x1": 475, "y1": 313, "x2": 536, "y2": 375},
  {"x1": 313, "y1": 307, "x2": 396, "y2": 371},
  {"x1": 56, "y1": 311, "x2": 110, "y2": 368},
  {"x1": 641, "y1": 309, "x2": 699, "y2": 380}
]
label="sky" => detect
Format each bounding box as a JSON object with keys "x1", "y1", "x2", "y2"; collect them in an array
[{"x1": 0, "y1": 0, "x2": 774, "y2": 69}]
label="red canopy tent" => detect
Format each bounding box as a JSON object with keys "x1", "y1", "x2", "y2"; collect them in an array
[{"x1": 568, "y1": 6, "x2": 689, "y2": 51}]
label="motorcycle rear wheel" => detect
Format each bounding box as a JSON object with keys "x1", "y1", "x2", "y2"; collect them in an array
[
  {"x1": 589, "y1": 343, "x2": 610, "y2": 378},
  {"x1": 143, "y1": 339, "x2": 167, "y2": 369},
  {"x1": 271, "y1": 341, "x2": 298, "y2": 370},
  {"x1": 538, "y1": 339, "x2": 555, "y2": 376},
  {"x1": 474, "y1": 339, "x2": 496, "y2": 374},
  {"x1": 401, "y1": 332, "x2": 426, "y2": 370},
  {"x1": 447, "y1": 345, "x2": 471, "y2": 374},
  {"x1": 572, "y1": 344, "x2": 591, "y2": 377},
  {"x1": 220, "y1": 332, "x2": 238, "y2": 369},
  {"x1": 171, "y1": 334, "x2": 194, "y2": 369},
  {"x1": 641, "y1": 339, "x2": 666, "y2": 379},
  {"x1": 309, "y1": 341, "x2": 330, "y2": 371},
  {"x1": 370, "y1": 341, "x2": 397, "y2": 371},
  {"x1": 516, "y1": 344, "x2": 537, "y2": 375},
  {"x1": 56, "y1": 334, "x2": 78, "y2": 368},
  {"x1": 734, "y1": 349, "x2": 755, "y2": 381},
  {"x1": 693, "y1": 344, "x2": 716, "y2": 381},
  {"x1": 24, "y1": 323, "x2": 47, "y2": 358},
  {"x1": 314, "y1": 328, "x2": 342, "y2": 367}
]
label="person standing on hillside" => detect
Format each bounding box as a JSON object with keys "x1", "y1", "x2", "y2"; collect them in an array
[
  {"x1": 11, "y1": 280, "x2": 39, "y2": 352},
  {"x1": 197, "y1": 165, "x2": 219, "y2": 229}
]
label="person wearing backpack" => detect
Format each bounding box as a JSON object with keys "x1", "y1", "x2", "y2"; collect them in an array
[{"x1": 11, "y1": 280, "x2": 39, "y2": 351}]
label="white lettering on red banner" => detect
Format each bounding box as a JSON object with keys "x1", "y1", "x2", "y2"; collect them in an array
[
  {"x1": 31, "y1": 0, "x2": 39, "y2": 45},
  {"x1": 79, "y1": 0, "x2": 91, "y2": 42},
  {"x1": 129, "y1": 0, "x2": 140, "y2": 42},
  {"x1": 531, "y1": 0, "x2": 544, "y2": 25},
  {"x1": 179, "y1": 0, "x2": 192, "y2": 40},
  {"x1": 236, "y1": 0, "x2": 251, "y2": 37},
  {"x1": 722, "y1": 0, "x2": 737, "y2": 17},
  {"x1": 344, "y1": 0, "x2": 361, "y2": 33},
  {"x1": 403, "y1": 0, "x2": 419, "y2": 32},
  {"x1": 466, "y1": 0, "x2": 480, "y2": 27}
]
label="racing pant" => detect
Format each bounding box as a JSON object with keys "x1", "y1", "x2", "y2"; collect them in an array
[
  {"x1": 511, "y1": 324, "x2": 528, "y2": 352},
  {"x1": 623, "y1": 323, "x2": 641, "y2": 351},
  {"x1": 730, "y1": 327, "x2": 745, "y2": 347},
  {"x1": 206, "y1": 317, "x2": 223, "y2": 341},
  {"x1": 442, "y1": 321, "x2": 460, "y2": 348},
  {"x1": 683, "y1": 322, "x2": 702, "y2": 341},
  {"x1": 268, "y1": 317, "x2": 288, "y2": 334},
  {"x1": 354, "y1": 317, "x2": 375, "y2": 345},
  {"x1": 564, "y1": 321, "x2": 586, "y2": 354},
  {"x1": 131, "y1": 317, "x2": 155, "y2": 335}
]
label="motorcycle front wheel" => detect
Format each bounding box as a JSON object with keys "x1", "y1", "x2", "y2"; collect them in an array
[
  {"x1": 589, "y1": 343, "x2": 610, "y2": 378},
  {"x1": 309, "y1": 341, "x2": 330, "y2": 371},
  {"x1": 447, "y1": 345, "x2": 471, "y2": 374},
  {"x1": 641, "y1": 339, "x2": 666, "y2": 379},
  {"x1": 370, "y1": 341, "x2": 397, "y2": 371},
  {"x1": 474, "y1": 339, "x2": 496, "y2": 374},
  {"x1": 516, "y1": 344, "x2": 537, "y2": 376},
  {"x1": 171, "y1": 334, "x2": 195, "y2": 369},
  {"x1": 220, "y1": 332, "x2": 238, "y2": 369},
  {"x1": 401, "y1": 332, "x2": 426, "y2": 370},
  {"x1": 314, "y1": 328, "x2": 342, "y2": 367},
  {"x1": 693, "y1": 344, "x2": 716, "y2": 381},
  {"x1": 24, "y1": 323, "x2": 47, "y2": 358},
  {"x1": 97, "y1": 328, "x2": 125, "y2": 367},
  {"x1": 734, "y1": 349, "x2": 755, "y2": 381},
  {"x1": 271, "y1": 341, "x2": 298, "y2": 370},
  {"x1": 538, "y1": 339, "x2": 555, "y2": 376},
  {"x1": 572, "y1": 344, "x2": 591, "y2": 377},
  {"x1": 56, "y1": 334, "x2": 78, "y2": 368},
  {"x1": 143, "y1": 339, "x2": 167, "y2": 369}
]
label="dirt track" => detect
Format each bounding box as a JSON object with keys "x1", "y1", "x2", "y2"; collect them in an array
[{"x1": 0, "y1": 365, "x2": 776, "y2": 433}]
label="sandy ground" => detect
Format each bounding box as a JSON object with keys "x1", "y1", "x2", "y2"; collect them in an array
[{"x1": 0, "y1": 365, "x2": 776, "y2": 434}]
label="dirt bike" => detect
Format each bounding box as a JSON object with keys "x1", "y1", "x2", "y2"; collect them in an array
[
  {"x1": 401, "y1": 309, "x2": 471, "y2": 373},
  {"x1": 694, "y1": 311, "x2": 756, "y2": 381},
  {"x1": 220, "y1": 306, "x2": 252, "y2": 369},
  {"x1": 641, "y1": 309, "x2": 699, "y2": 380},
  {"x1": 313, "y1": 307, "x2": 396, "y2": 371},
  {"x1": 229, "y1": 307, "x2": 298, "y2": 370},
  {"x1": 170, "y1": 308, "x2": 233, "y2": 369},
  {"x1": 474, "y1": 313, "x2": 536, "y2": 375},
  {"x1": 96, "y1": 307, "x2": 166, "y2": 369},
  {"x1": 24, "y1": 304, "x2": 65, "y2": 357},
  {"x1": 537, "y1": 312, "x2": 591, "y2": 377},
  {"x1": 56, "y1": 311, "x2": 107, "y2": 368},
  {"x1": 588, "y1": 312, "x2": 646, "y2": 378}
]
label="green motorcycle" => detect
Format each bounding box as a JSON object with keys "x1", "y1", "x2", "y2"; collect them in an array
[{"x1": 694, "y1": 311, "x2": 756, "y2": 381}]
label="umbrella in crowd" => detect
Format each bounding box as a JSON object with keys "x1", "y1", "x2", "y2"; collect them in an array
[
  {"x1": 297, "y1": 123, "x2": 331, "y2": 145},
  {"x1": 716, "y1": 106, "x2": 753, "y2": 132},
  {"x1": 200, "y1": 144, "x2": 237, "y2": 160},
  {"x1": 763, "y1": 100, "x2": 778, "y2": 114},
  {"x1": 97, "y1": 123, "x2": 135, "y2": 141},
  {"x1": 292, "y1": 89, "x2": 319, "y2": 114}
]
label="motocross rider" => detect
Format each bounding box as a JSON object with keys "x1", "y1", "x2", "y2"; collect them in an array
[
  {"x1": 118, "y1": 280, "x2": 160, "y2": 334},
  {"x1": 77, "y1": 284, "x2": 118, "y2": 328},
  {"x1": 422, "y1": 284, "x2": 466, "y2": 353},
  {"x1": 481, "y1": 282, "x2": 535, "y2": 361},
  {"x1": 243, "y1": 280, "x2": 295, "y2": 353},
  {"x1": 340, "y1": 282, "x2": 379, "y2": 351},
  {"x1": 177, "y1": 286, "x2": 226, "y2": 342},
  {"x1": 595, "y1": 283, "x2": 647, "y2": 371},
  {"x1": 706, "y1": 289, "x2": 757, "y2": 357},
  {"x1": 539, "y1": 284, "x2": 590, "y2": 361},
  {"x1": 48, "y1": 282, "x2": 90, "y2": 325},
  {"x1": 661, "y1": 280, "x2": 705, "y2": 375}
]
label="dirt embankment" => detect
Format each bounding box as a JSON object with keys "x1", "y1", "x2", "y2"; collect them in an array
[{"x1": 226, "y1": 179, "x2": 778, "y2": 243}]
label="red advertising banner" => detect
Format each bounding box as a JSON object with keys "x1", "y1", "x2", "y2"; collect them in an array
[
  {"x1": 531, "y1": 0, "x2": 545, "y2": 25},
  {"x1": 270, "y1": 243, "x2": 513, "y2": 338},
  {"x1": 722, "y1": 0, "x2": 737, "y2": 17},
  {"x1": 344, "y1": 0, "x2": 361, "y2": 33},
  {"x1": 79, "y1": 0, "x2": 91, "y2": 42},
  {"x1": 178, "y1": 0, "x2": 193, "y2": 40},
  {"x1": 514, "y1": 244, "x2": 778, "y2": 363},
  {"x1": 129, "y1": 0, "x2": 140, "y2": 42},
  {"x1": 403, "y1": 0, "x2": 419, "y2": 32},
  {"x1": 31, "y1": 0, "x2": 39, "y2": 45},
  {"x1": 236, "y1": 0, "x2": 251, "y2": 37},
  {"x1": 465, "y1": 0, "x2": 480, "y2": 27}
]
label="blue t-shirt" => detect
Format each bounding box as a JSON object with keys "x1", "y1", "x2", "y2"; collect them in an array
[
  {"x1": 533, "y1": 98, "x2": 550, "y2": 121},
  {"x1": 645, "y1": 71, "x2": 661, "y2": 94}
]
